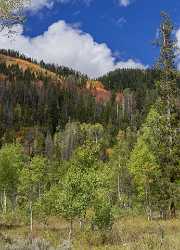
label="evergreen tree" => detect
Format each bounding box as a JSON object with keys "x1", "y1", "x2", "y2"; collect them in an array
[
  {"x1": 155, "y1": 12, "x2": 179, "y2": 218},
  {"x1": 129, "y1": 13, "x2": 180, "y2": 219}
]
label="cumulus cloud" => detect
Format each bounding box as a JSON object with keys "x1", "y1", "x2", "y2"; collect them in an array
[
  {"x1": 118, "y1": 0, "x2": 131, "y2": 7},
  {"x1": 0, "y1": 21, "x2": 146, "y2": 77}
]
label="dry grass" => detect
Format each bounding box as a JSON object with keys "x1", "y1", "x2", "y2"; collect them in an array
[
  {"x1": 0, "y1": 215, "x2": 180, "y2": 249},
  {"x1": 0, "y1": 53, "x2": 64, "y2": 83},
  {"x1": 72, "y1": 216, "x2": 180, "y2": 250}
]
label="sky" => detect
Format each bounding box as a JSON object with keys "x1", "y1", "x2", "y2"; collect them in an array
[{"x1": 1, "y1": 0, "x2": 180, "y2": 78}]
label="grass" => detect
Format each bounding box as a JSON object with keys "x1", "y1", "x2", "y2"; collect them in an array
[{"x1": 0, "y1": 214, "x2": 180, "y2": 249}]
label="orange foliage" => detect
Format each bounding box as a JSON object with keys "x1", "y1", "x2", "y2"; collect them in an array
[
  {"x1": 86, "y1": 80, "x2": 112, "y2": 103},
  {"x1": 115, "y1": 92, "x2": 124, "y2": 104}
]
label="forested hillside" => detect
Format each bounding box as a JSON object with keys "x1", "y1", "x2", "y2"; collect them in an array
[{"x1": 0, "y1": 49, "x2": 160, "y2": 141}]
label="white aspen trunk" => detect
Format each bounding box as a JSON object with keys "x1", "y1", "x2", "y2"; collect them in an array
[
  {"x1": 38, "y1": 184, "x2": 41, "y2": 199},
  {"x1": 79, "y1": 218, "x2": 84, "y2": 231},
  {"x1": 68, "y1": 219, "x2": 73, "y2": 242},
  {"x1": 116, "y1": 103, "x2": 119, "y2": 121},
  {"x1": 122, "y1": 96, "x2": 125, "y2": 118},
  {"x1": 95, "y1": 132, "x2": 98, "y2": 144},
  {"x1": 30, "y1": 201, "x2": 33, "y2": 233},
  {"x1": 145, "y1": 185, "x2": 152, "y2": 221},
  {"x1": 147, "y1": 207, "x2": 152, "y2": 221},
  {"x1": 3, "y1": 188, "x2": 7, "y2": 214},
  {"x1": 0, "y1": 191, "x2": 3, "y2": 211},
  {"x1": 117, "y1": 174, "x2": 121, "y2": 201},
  {"x1": 79, "y1": 219, "x2": 82, "y2": 230}
]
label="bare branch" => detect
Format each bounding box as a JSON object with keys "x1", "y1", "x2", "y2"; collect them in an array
[{"x1": 0, "y1": 0, "x2": 30, "y2": 31}]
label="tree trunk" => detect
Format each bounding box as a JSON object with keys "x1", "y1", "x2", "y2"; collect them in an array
[
  {"x1": 147, "y1": 206, "x2": 152, "y2": 221},
  {"x1": 3, "y1": 189, "x2": 7, "y2": 214},
  {"x1": 29, "y1": 201, "x2": 33, "y2": 233},
  {"x1": 122, "y1": 97, "x2": 125, "y2": 119},
  {"x1": 0, "y1": 191, "x2": 3, "y2": 211},
  {"x1": 160, "y1": 208, "x2": 167, "y2": 220},
  {"x1": 38, "y1": 184, "x2": 41, "y2": 199},
  {"x1": 116, "y1": 103, "x2": 119, "y2": 122},
  {"x1": 79, "y1": 212, "x2": 86, "y2": 231},
  {"x1": 79, "y1": 218, "x2": 83, "y2": 230},
  {"x1": 117, "y1": 174, "x2": 121, "y2": 201},
  {"x1": 170, "y1": 201, "x2": 176, "y2": 218},
  {"x1": 145, "y1": 185, "x2": 152, "y2": 221},
  {"x1": 10, "y1": 191, "x2": 17, "y2": 211},
  {"x1": 68, "y1": 218, "x2": 73, "y2": 242},
  {"x1": 95, "y1": 133, "x2": 98, "y2": 144}
]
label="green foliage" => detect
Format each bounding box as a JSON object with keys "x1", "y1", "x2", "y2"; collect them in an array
[
  {"x1": 129, "y1": 108, "x2": 161, "y2": 202},
  {"x1": 54, "y1": 122, "x2": 108, "y2": 160},
  {"x1": 34, "y1": 185, "x2": 60, "y2": 221},
  {"x1": 57, "y1": 143, "x2": 101, "y2": 221},
  {"x1": 92, "y1": 190, "x2": 113, "y2": 231},
  {"x1": 129, "y1": 102, "x2": 180, "y2": 213},
  {"x1": 18, "y1": 155, "x2": 47, "y2": 202},
  {"x1": 35, "y1": 142, "x2": 113, "y2": 232},
  {"x1": 98, "y1": 69, "x2": 160, "y2": 91},
  {"x1": 0, "y1": 143, "x2": 24, "y2": 192},
  {"x1": 109, "y1": 128, "x2": 136, "y2": 208},
  {"x1": 128, "y1": 14, "x2": 180, "y2": 217}
]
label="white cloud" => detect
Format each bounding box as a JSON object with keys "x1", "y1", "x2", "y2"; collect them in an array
[
  {"x1": 0, "y1": 21, "x2": 146, "y2": 77},
  {"x1": 116, "y1": 59, "x2": 145, "y2": 69},
  {"x1": 26, "y1": 0, "x2": 93, "y2": 12},
  {"x1": 118, "y1": 0, "x2": 131, "y2": 7},
  {"x1": 116, "y1": 17, "x2": 127, "y2": 27},
  {"x1": 27, "y1": 0, "x2": 54, "y2": 11},
  {"x1": 26, "y1": 0, "x2": 67, "y2": 12}
]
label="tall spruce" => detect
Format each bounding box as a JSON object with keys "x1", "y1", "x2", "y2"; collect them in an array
[
  {"x1": 155, "y1": 12, "x2": 179, "y2": 218},
  {"x1": 128, "y1": 13, "x2": 179, "y2": 219}
]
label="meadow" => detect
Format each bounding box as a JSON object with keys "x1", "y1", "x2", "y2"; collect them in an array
[{"x1": 0, "y1": 213, "x2": 180, "y2": 250}]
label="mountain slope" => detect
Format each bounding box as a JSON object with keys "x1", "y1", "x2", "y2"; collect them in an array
[
  {"x1": 0, "y1": 49, "x2": 167, "y2": 141},
  {"x1": 0, "y1": 53, "x2": 64, "y2": 83},
  {"x1": 0, "y1": 50, "x2": 115, "y2": 104}
]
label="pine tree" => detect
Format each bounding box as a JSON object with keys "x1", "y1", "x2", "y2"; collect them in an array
[
  {"x1": 129, "y1": 13, "x2": 180, "y2": 219},
  {"x1": 155, "y1": 12, "x2": 179, "y2": 218}
]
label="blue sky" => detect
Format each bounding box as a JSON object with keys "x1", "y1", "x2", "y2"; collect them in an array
[{"x1": 1, "y1": 0, "x2": 180, "y2": 77}]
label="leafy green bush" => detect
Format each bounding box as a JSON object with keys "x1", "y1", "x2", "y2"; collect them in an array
[{"x1": 92, "y1": 200, "x2": 113, "y2": 231}]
